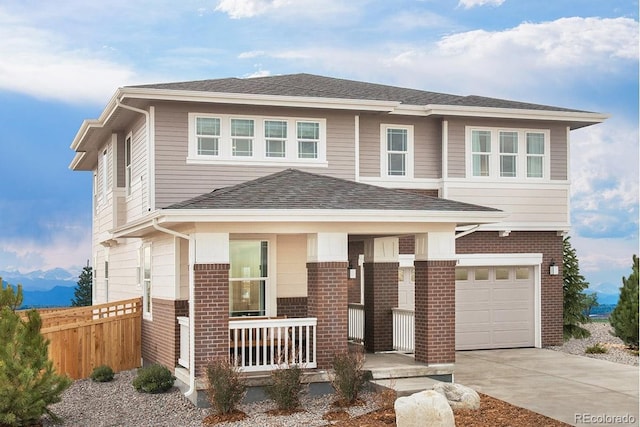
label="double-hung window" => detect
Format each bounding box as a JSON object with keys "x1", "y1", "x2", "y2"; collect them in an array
[
  {"x1": 142, "y1": 245, "x2": 152, "y2": 317},
  {"x1": 471, "y1": 130, "x2": 491, "y2": 177},
  {"x1": 297, "y1": 121, "x2": 319, "y2": 159},
  {"x1": 196, "y1": 117, "x2": 220, "y2": 156},
  {"x1": 265, "y1": 120, "x2": 287, "y2": 157},
  {"x1": 526, "y1": 132, "x2": 545, "y2": 178},
  {"x1": 231, "y1": 119, "x2": 254, "y2": 157},
  {"x1": 125, "y1": 135, "x2": 132, "y2": 196},
  {"x1": 387, "y1": 128, "x2": 408, "y2": 176},
  {"x1": 499, "y1": 131, "x2": 518, "y2": 177}
]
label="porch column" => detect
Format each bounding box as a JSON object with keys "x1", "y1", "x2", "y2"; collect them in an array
[
  {"x1": 363, "y1": 237, "x2": 399, "y2": 352},
  {"x1": 307, "y1": 233, "x2": 348, "y2": 369},
  {"x1": 414, "y1": 230, "x2": 456, "y2": 364},
  {"x1": 192, "y1": 232, "x2": 230, "y2": 374}
]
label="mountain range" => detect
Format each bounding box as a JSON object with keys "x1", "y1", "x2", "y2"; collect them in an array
[{"x1": 1, "y1": 268, "x2": 79, "y2": 308}]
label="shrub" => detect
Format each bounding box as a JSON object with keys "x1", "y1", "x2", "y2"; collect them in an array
[
  {"x1": 132, "y1": 364, "x2": 175, "y2": 394},
  {"x1": 330, "y1": 350, "x2": 368, "y2": 406},
  {"x1": 0, "y1": 282, "x2": 72, "y2": 427},
  {"x1": 610, "y1": 255, "x2": 639, "y2": 349},
  {"x1": 265, "y1": 364, "x2": 305, "y2": 411},
  {"x1": 585, "y1": 343, "x2": 608, "y2": 354},
  {"x1": 205, "y1": 359, "x2": 247, "y2": 415},
  {"x1": 90, "y1": 365, "x2": 115, "y2": 382}
]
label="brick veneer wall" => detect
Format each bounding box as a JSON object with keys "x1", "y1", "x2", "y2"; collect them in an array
[
  {"x1": 363, "y1": 262, "x2": 399, "y2": 352},
  {"x1": 277, "y1": 297, "x2": 308, "y2": 318},
  {"x1": 193, "y1": 263, "x2": 230, "y2": 374},
  {"x1": 414, "y1": 260, "x2": 456, "y2": 364},
  {"x1": 456, "y1": 231, "x2": 563, "y2": 346},
  {"x1": 307, "y1": 262, "x2": 348, "y2": 368},
  {"x1": 399, "y1": 235, "x2": 415, "y2": 255},
  {"x1": 347, "y1": 241, "x2": 364, "y2": 303},
  {"x1": 142, "y1": 298, "x2": 188, "y2": 369}
]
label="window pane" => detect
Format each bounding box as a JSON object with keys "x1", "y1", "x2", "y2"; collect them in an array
[
  {"x1": 499, "y1": 132, "x2": 518, "y2": 153},
  {"x1": 265, "y1": 120, "x2": 287, "y2": 138},
  {"x1": 232, "y1": 139, "x2": 252, "y2": 156},
  {"x1": 516, "y1": 267, "x2": 530, "y2": 280},
  {"x1": 475, "y1": 268, "x2": 489, "y2": 280},
  {"x1": 500, "y1": 155, "x2": 517, "y2": 177},
  {"x1": 496, "y1": 268, "x2": 509, "y2": 280},
  {"x1": 527, "y1": 157, "x2": 543, "y2": 177},
  {"x1": 298, "y1": 140, "x2": 317, "y2": 158},
  {"x1": 266, "y1": 139, "x2": 285, "y2": 157},
  {"x1": 472, "y1": 130, "x2": 491, "y2": 152},
  {"x1": 527, "y1": 133, "x2": 544, "y2": 154},
  {"x1": 231, "y1": 119, "x2": 254, "y2": 137},
  {"x1": 143, "y1": 247, "x2": 151, "y2": 280},
  {"x1": 455, "y1": 268, "x2": 468, "y2": 281},
  {"x1": 473, "y1": 154, "x2": 490, "y2": 176},
  {"x1": 125, "y1": 138, "x2": 131, "y2": 166},
  {"x1": 197, "y1": 117, "x2": 220, "y2": 136},
  {"x1": 387, "y1": 128, "x2": 407, "y2": 152},
  {"x1": 198, "y1": 137, "x2": 218, "y2": 155},
  {"x1": 229, "y1": 280, "x2": 265, "y2": 317},
  {"x1": 297, "y1": 122, "x2": 319, "y2": 139},
  {"x1": 388, "y1": 153, "x2": 406, "y2": 175}
]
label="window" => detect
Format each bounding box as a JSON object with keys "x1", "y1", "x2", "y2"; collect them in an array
[
  {"x1": 515, "y1": 267, "x2": 530, "y2": 280},
  {"x1": 467, "y1": 127, "x2": 549, "y2": 179},
  {"x1": 125, "y1": 135, "x2": 132, "y2": 196},
  {"x1": 495, "y1": 268, "x2": 509, "y2": 280},
  {"x1": 499, "y1": 131, "x2": 518, "y2": 177},
  {"x1": 104, "y1": 260, "x2": 109, "y2": 301},
  {"x1": 387, "y1": 128, "x2": 408, "y2": 176},
  {"x1": 231, "y1": 119, "x2": 254, "y2": 156},
  {"x1": 474, "y1": 268, "x2": 489, "y2": 280},
  {"x1": 142, "y1": 246, "x2": 152, "y2": 316},
  {"x1": 297, "y1": 121, "x2": 319, "y2": 159},
  {"x1": 471, "y1": 130, "x2": 491, "y2": 177},
  {"x1": 265, "y1": 120, "x2": 287, "y2": 157},
  {"x1": 93, "y1": 172, "x2": 98, "y2": 214},
  {"x1": 455, "y1": 268, "x2": 468, "y2": 281},
  {"x1": 229, "y1": 241, "x2": 268, "y2": 317},
  {"x1": 100, "y1": 149, "x2": 108, "y2": 202},
  {"x1": 196, "y1": 117, "x2": 220, "y2": 156},
  {"x1": 526, "y1": 132, "x2": 545, "y2": 178}
]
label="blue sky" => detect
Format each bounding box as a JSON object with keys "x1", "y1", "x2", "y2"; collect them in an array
[{"x1": 0, "y1": 0, "x2": 637, "y2": 299}]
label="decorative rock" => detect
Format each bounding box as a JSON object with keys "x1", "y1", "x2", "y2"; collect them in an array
[
  {"x1": 433, "y1": 382, "x2": 481, "y2": 410},
  {"x1": 394, "y1": 390, "x2": 455, "y2": 427}
]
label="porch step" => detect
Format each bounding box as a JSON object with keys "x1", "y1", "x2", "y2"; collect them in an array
[{"x1": 370, "y1": 376, "x2": 442, "y2": 397}]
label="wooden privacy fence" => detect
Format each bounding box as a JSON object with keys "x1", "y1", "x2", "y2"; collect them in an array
[{"x1": 19, "y1": 298, "x2": 142, "y2": 380}]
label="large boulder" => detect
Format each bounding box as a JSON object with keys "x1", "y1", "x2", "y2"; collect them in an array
[
  {"x1": 433, "y1": 382, "x2": 481, "y2": 410},
  {"x1": 394, "y1": 390, "x2": 455, "y2": 427}
]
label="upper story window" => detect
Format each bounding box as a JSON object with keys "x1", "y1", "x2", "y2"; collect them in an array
[
  {"x1": 188, "y1": 113, "x2": 327, "y2": 166},
  {"x1": 381, "y1": 124, "x2": 414, "y2": 178},
  {"x1": 125, "y1": 135, "x2": 132, "y2": 196},
  {"x1": 466, "y1": 127, "x2": 549, "y2": 180}
]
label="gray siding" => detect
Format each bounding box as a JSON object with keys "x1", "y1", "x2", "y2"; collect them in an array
[{"x1": 153, "y1": 102, "x2": 356, "y2": 208}]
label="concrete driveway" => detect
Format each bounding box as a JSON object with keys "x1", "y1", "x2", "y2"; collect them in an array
[{"x1": 455, "y1": 348, "x2": 639, "y2": 426}]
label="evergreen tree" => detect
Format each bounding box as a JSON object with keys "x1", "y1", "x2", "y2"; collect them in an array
[
  {"x1": 0, "y1": 280, "x2": 72, "y2": 426},
  {"x1": 562, "y1": 237, "x2": 591, "y2": 340},
  {"x1": 583, "y1": 293, "x2": 599, "y2": 317},
  {"x1": 71, "y1": 261, "x2": 93, "y2": 307},
  {"x1": 609, "y1": 255, "x2": 639, "y2": 349}
]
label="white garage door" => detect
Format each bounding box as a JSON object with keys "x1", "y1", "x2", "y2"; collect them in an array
[{"x1": 455, "y1": 266, "x2": 535, "y2": 350}]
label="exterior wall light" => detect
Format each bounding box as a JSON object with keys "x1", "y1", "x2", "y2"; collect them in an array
[
  {"x1": 348, "y1": 261, "x2": 357, "y2": 279},
  {"x1": 549, "y1": 260, "x2": 559, "y2": 276}
]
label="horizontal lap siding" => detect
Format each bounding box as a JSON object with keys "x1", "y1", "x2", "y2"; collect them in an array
[{"x1": 153, "y1": 103, "x2": 356, "y2": 208}]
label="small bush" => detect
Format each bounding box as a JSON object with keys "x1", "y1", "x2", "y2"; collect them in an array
[
  {"x1": 132, "y1": 364, "x2": 175, "y2": 394},
  {"x1": 265, "y1": 364, "x2": 305, "y2": 411},
  {"x1": 90, "y1": 365, "x2": 115, "y2": 382},
  {"x1": 330, "y1": 350, "x2": 368, "y2": 406},
  {"x1": 585, "y1": 343, "x2": 608, "y2": 354},
  {"x1": 205, "y1": 359, "x2": 247, "y2": 415}
]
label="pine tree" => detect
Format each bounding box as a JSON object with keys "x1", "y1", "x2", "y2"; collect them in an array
[
  {"x1": 0, "y1": 280, "x2": 72, "y2": 426},
  {"x1": 609, "y1": 255, "x2": 639, "y2": 349},
  {"x1": 562, "y1": 237, "x2": 591, "y2": 340},
  {"x1": 71, "y1": 261, "x2": 93, "y2": 307}
]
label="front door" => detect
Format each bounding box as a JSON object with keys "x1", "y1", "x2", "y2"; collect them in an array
[{"x1": 229, "y1": 240, "x2": 268, "y2": 317}]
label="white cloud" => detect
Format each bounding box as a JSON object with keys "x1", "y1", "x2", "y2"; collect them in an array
[
  {"x1": 238, "y1": 50, "x2": 266, "y2": 59},
  {"x1": 214, "y1": 0, "x2": 361, "y2": 20},
  {"x1": 383, "y1": 10, "x2": 454, "y2": 30},
  {"x1": 458, "y1": 0, "x2": 506, "y2": 9}
]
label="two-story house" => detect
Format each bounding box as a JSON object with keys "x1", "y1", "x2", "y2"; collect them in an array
[{"x1": 69, "y1": 73, "x2": 606, "y2": 403}]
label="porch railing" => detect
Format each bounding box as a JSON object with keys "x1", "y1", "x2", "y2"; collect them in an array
[
  {"x1": 177, "y1": 316, "x2": 190, "y2": 369},
  {"x1": 229, "y1": 317, "x2": 317, "y2": 372},
  {"x1": 348, "y1": 303, "x2": 365, "y2": 342},
  {"x1": 392, "y1": 308, "x2": 415, "y2": 353}
]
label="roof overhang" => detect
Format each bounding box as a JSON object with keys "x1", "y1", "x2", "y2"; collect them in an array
[{"x1": 110, "y1": 208, "x2": 507, "y2": 239}]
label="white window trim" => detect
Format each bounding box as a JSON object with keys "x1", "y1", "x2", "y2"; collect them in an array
[
  {"x1": 380, "y1": 124, "x2": 414, "y2": 179},
  {"x1": 125, "y1": 132, "x2": 133, "y2": 198},
  {"x1": 465, "y1": 126, "x2": 550, "y2": 181},
  {"x1": 188, "y1": 113, "x2": 327, "y2": 167},
  {"x1": 142, "y1": 244, "x2": 152, "y2": 320},
  {"x1": 100, "y1": 148, "x2": 108, "y2": 206}
]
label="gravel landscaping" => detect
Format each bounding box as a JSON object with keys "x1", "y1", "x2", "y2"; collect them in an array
[{"x1": 42, "y1": 321, "x2": 637, "y2": 426}]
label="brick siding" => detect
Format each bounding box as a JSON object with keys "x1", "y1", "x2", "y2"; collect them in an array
[
  {"x1": 276, "y1": 297, "x2": 308, "y2": 318},
  {"x1": 363, "y1": 262, "x2": 399, "y2": 352},
  {"x1": 399, "y1": 235, "x2": 415, "y2": 255},
  {"x1": 456, "y1": 231, "x2": 563, "y2": 346},
  {"x1": 307, "y1": 262, "x2": 348, "y2": 368},
  {"x1": 414, "y1": 260, "x2": 456, "y2": 364},
  {"x1": 141, "y1": 298, "x2": 188, "y2": 369}
]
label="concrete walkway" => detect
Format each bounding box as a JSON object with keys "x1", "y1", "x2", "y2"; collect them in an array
[{"x1": 455, "y1": 348, "x2": 639, "y2": 426}]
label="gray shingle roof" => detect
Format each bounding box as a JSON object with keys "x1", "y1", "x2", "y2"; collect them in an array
[
  {"x1": 131, "y1": 73, "x2": 587, "y2": 113},
  {"x1": 164, "y1": 169, "x2": 500, "y2": 212}
]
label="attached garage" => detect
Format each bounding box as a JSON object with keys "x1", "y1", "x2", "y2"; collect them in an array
[{"x1": 455, "y1": 266, "x2": 536, "y2": 350}]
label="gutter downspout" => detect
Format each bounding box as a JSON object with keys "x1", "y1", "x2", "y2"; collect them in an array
[
  {"x1": 455, "y1": 224, "x2": 480, "y2": 240},
  {"x1": 151, "y1": 219, "x2": 196, "y2": 399}
]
